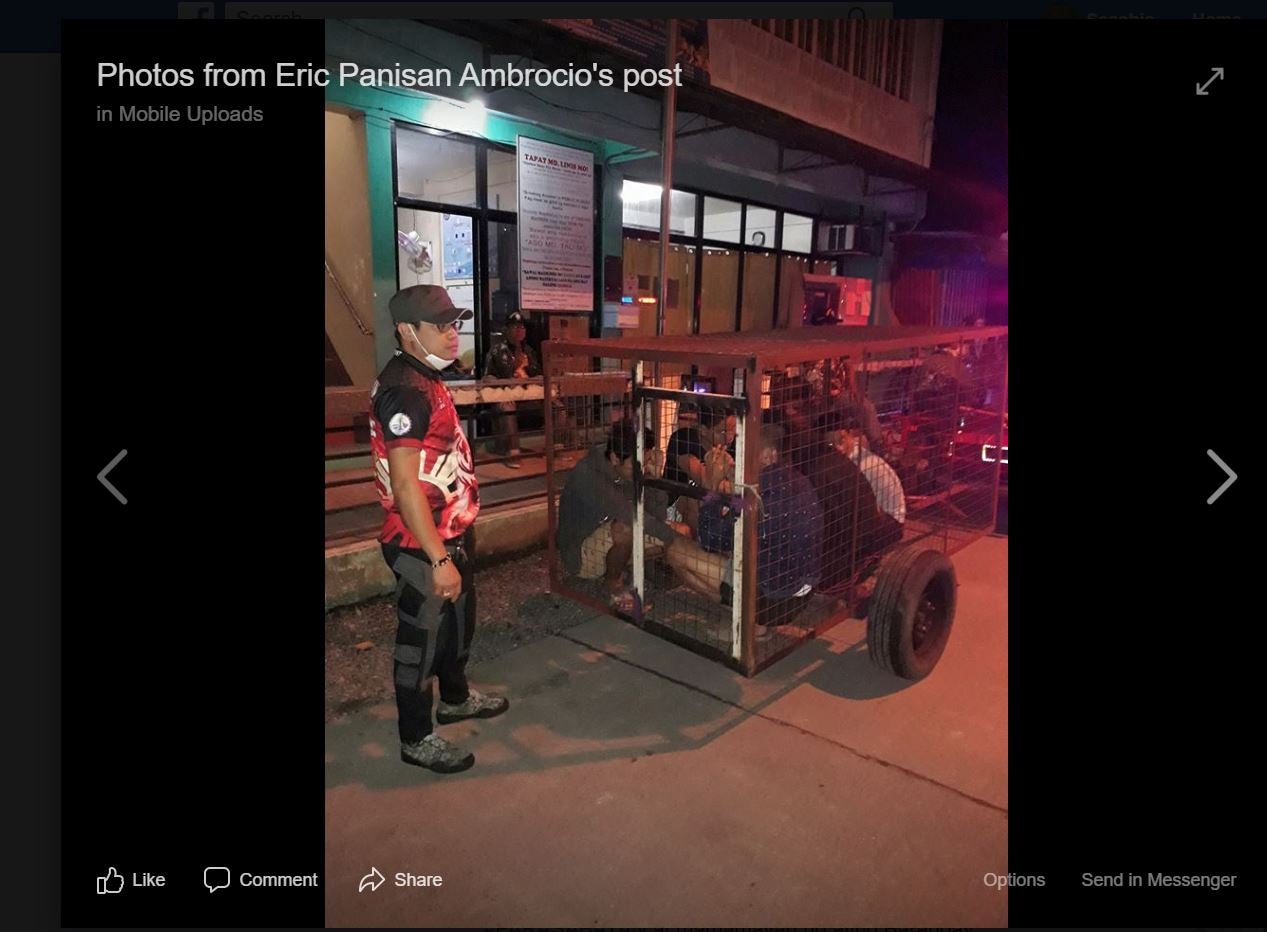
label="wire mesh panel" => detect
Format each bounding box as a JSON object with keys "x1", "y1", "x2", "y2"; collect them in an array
[
  {"x1": 637, "y1": 378, "x2": 749, "y2": 666},
  {"x1": 544, "y1": 326, "x2": 1008, "y2": 676},
  {"x1": 542, "y1": 348, "x2": 640, "y2": 618}
]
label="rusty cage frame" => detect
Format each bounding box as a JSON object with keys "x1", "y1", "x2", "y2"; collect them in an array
[{"x1": 544, "y1": 325, "x2": 1008, "y2": 677}]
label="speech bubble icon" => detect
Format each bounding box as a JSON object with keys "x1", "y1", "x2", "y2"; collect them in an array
[{"x1": 204, "y1": 866, "x2": 231, "y2": 893}]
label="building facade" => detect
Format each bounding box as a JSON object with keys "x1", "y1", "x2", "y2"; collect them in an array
[{"x1": 324, "y1": 18, "x2": 943, "y2": 385}]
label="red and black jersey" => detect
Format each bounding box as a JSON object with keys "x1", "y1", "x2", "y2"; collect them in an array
[{"x1": 369, "y1": 350, "x2": 479, "y2": 546}]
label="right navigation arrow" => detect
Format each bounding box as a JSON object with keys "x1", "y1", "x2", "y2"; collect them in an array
[{"x1": 1207, "y1": 449, "x2": 1237, "y2": 504}]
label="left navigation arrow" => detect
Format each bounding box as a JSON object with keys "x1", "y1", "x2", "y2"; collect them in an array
[{"x1": 98, "y1": 449, "x2": 127, "y2": 504}]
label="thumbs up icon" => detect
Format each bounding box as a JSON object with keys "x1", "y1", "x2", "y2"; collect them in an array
[{"x1": 96, "y1": 866, "x2": 125, "y2": 895}]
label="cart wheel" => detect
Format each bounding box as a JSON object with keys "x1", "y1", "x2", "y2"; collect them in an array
[{"x1": 867, "y1": 546, "x2": 957, "y2": 681}]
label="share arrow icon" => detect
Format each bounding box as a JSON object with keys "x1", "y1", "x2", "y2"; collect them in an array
[{"x1": 358, "y1": 866, "x2": 386, "y2": 893}]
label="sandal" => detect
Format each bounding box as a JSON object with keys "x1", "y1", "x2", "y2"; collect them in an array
[
  {"x1": 607, "y1": 588, "x2": 652, "y2": 616},
  {"x1": 607, "y1": 589, "x2": 636, "y2": 614}
]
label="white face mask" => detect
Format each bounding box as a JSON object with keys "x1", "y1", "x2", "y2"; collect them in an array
[{"x1": 409, "y1": 324, "x2": 455, "y2": 370}]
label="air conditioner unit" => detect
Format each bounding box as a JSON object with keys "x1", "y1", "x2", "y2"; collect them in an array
[
  {"x1": 825, "y1": 223, "x2": 883, "y2": 256},
  {"x1": 827, "y1": 224, "x2": 855, "y2": 252}
]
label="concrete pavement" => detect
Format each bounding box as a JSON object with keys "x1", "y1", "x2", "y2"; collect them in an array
[{"x1": 325, "y1": 536, "x2": 1008, "y2": 927}]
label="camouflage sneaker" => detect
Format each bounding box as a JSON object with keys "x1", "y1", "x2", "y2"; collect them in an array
[
  {"x1": 400, "y1": 734, "x2": 475, "y2": 773},
  {"x1": 436, "y1": 689, "x2": 510, "y2": 724}
]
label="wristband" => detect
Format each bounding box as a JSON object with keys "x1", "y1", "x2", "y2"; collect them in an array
[{"x1": 431, "y1": 553, "x2": 453, "y2": 569}]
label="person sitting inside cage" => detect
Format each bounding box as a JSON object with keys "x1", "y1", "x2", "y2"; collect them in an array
[
  {"x1": 829, "y1": 361, "x2": 888, "y2": 457},
  {"x1": 556, "y1": 417, "x2": 689, "y2": 613},
  {"x1": 662, "y1": 404, "x2": 737, "y2": 536},
  {"x1": 694, "y1": 441, "x2": 740, "y2": 555},
  {"x1": 666, "y1": 420, "x2": 823, "y2": 625},
  {"x1": 805, "y1": 411, "x2": 905, "y2": 593},
  {"x1": 895, "y1": 355, "x2": 960, "y2": 497},
  {"x1": 837, "y1": 416, "x2": 906, "y2": 528},
  {"x1": 767, "y1": 373, "x2": 820, "y2": 473}
]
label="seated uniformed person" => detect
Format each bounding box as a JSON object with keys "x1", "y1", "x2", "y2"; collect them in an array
[{"x1": 482, "y1": 311, "x2": 540, "y2": 469}]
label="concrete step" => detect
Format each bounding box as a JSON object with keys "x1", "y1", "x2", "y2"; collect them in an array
[{"x1": 326, "y1": 497, "x2": 551, "y2": 610}]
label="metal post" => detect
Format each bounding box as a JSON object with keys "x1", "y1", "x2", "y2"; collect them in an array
[
  {"x1": 944, "y1": 337, "x2": 963, "y2": 550},
  {"x1": 990, "y1": 343, "x2": 1008, "y2": 531},
  {"x1": 633, "y1": 359, "x2": 647, "y2": 620},
  {"x1": 656, "y1": 18, "x2": 678, "y2": 339},
  {"x1": 730, "y1": 369, "x2": 746, "y2": 662},
  {"x1": 544, "y1": 341, "x2": 559, "y2": 593},
  {"x1": 740, "y1": 360, "x2": 762, "y2": 674}
]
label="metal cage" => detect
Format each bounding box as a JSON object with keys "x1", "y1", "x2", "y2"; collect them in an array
[{"x1": 544, "y1": 325, "x2": 1008, "y2": 677}]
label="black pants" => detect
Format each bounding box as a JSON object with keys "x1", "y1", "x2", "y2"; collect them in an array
[
  {"x1": 493, "y1": 401, "x2": 522, "y2": 454},
  {"x1": 382, "y1": 527, "x2": 476, "y2": 744},
  {"x1": 872, "y1": 512, "x2": 905, "y2": 554}
]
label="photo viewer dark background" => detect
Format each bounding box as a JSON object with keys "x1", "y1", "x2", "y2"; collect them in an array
[
  {"x1": 61, "y1": 21, "x2": 324, "y2": 927},
  {"x1": 48, "y1": 13, "x2": 1263, "y2": 929},
  {"x1": 1009, "y1": 20, "x2": 1261, "y2": 926}
]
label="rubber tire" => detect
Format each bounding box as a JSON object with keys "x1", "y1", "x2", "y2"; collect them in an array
[{"x1": 867, "y1": 546, "x2": 958, "y2": 681}]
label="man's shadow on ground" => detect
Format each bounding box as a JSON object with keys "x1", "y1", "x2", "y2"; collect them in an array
[{"x1": 326, "y1": 597, "x2": 914, "y2": 791}]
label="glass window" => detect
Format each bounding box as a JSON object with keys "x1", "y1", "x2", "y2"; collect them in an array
[
  {"x1": 486, "y1": 147, "x2": 517, "y2": 212},
  {"x1": 745, "y1": 206, "x2": 777, "y2": 249},
  {"x1": 622, "y1": 237, "x2": 695, "y2": 337},
  {"x1": 663, "y1": 243, "x2": 696, "y2": 336},
  {"x1": 699, "y1": 247, "x2": 739, "y2": 333},
  {"x1": 396, "y1": 206, "x2": 444, "y2": 290},
  {"x1": 741, "y1": 251, "x2": 776, "y2": 332},
  {"x1": 702, "y1": 197, "x2": 742, "y2": 243},
  {"x1": 487, "y1": 220, "x2": 518, "y2": 330},
  {"x1": 621, "y1": 181, "x2": 696, "y2": 236},
  {"x1": 817, "y1": 19, "x2": 836, "y2": 64},
  {"x1": 777, "y1": 254, "x2": 809, "y2": 329},
  {"x1": 396, "y1": 206, "x2": 477, "y2": 370},
  {"x1": 781, "y1": 213, "x2": 813, "y2": 253},
  {"x1": 798, "y1": 19, "x2": 814, "y2": 53},
  {"x1": 395, "y1": 128, "x2": 478, "y2": 207}
]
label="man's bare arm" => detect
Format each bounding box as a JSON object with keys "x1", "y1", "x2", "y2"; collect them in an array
[
  {"x1": 386, "y1": 446, "x2": 462, "y2": 597},
  {"x1": 676, "y1": 453, "x2": 707, "y2": 484}
]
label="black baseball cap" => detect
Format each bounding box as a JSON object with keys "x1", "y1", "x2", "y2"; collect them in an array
[
  {"x1": 389, "y1": 285, "x2": 474, "y2": 326},
  {"x1": 505, "y1": 311, "x2": 527, "y2": 326}
]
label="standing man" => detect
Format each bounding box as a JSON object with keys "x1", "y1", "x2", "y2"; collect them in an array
[
  {"x1": 370, "y1": 284, "x2": 509, "y2": 774},
  {"x1": 483, "y1": 311, "x2": 540, "y2": 469}
]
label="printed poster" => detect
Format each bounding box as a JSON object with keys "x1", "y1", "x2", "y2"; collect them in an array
[{"x1": 517, "y1": 136, "x2": 594, "y2": 311}]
